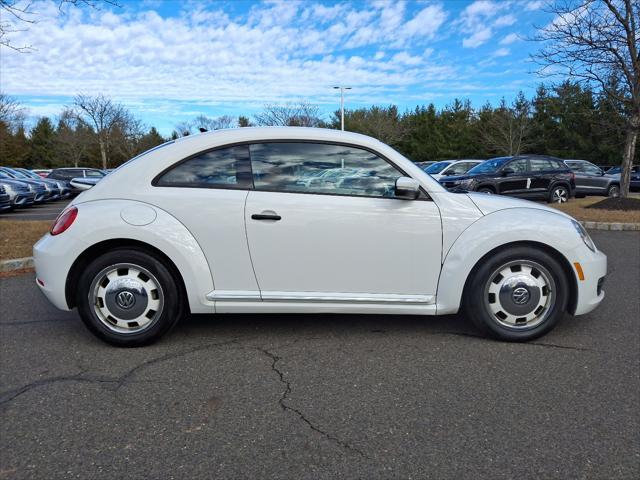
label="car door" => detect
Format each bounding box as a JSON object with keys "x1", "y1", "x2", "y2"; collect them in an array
[
  {"x1": 528, "y1": 158, "x2": 555, "y2": 196},
  {"x1": 149, "y1": 145, "x2": 260, "y2": 303},
  {"x1": 497, "y1": 159, "x2": 529, "y2": 196},
  {"x1": 244, "y1": 142, "x2": 442, "y2": 303},
  {"x1": 581, "y1": 162, "x2": 608, "y2": 194}
]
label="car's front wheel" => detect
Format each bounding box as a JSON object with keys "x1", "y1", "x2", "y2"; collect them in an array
[
  {"x1": 463, "y1": 246, "x2": 569, "y2": 341},
  {"x1": 607, "y1": 184, "x2": 620, "y2": 197},
  {"x1": 76, "y1": 248, "x2": 183, "y2": 347}
]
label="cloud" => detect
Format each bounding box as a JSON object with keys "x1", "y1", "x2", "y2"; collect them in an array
[
  {"x1": 493, "y1": 47, "x2": 510, "y2": 57},
  {"x1": 524, "y1": 1, "x2": 546, "y2": 11},
  {"x1": 463, "y1": 27, "x2": 492, "y2": 48},
  {"x1": 493, "y1": 14, "x2": 517, "y2": 27},
  {"x1": 499, "y1": 32, "x2": 519, "y2": 45}
]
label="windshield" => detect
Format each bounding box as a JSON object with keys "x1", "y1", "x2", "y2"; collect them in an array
[
  {"x1": 18, "y1": 169, "x2": 40, "y2": 179},
  {"x1": 7, "y1": 168, "x2": 30, "y2": 179},
  {"x1": 425, "y1": 161, "x2": 452, "y2": 174},
  {"x1": 85, "y1": 170, "x2": 106, "y2": 177},
  {"x1": 467, "y1": 157, "x2": 510, "y2": 174}
]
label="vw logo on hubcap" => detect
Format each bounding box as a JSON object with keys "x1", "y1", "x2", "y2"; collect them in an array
[
  {"x1": 512, "y1": 287, "x2": 530, "y2": 305},
  {"x1": 115, "y1": 290, "x2": 136, "y2": 309}
]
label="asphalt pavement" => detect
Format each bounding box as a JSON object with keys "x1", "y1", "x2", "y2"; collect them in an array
[
  {"x1": 1, "y1": 200, "x2": 70, "y2": 221},
  {"x1": 0, "y1": 230, "x2": 638, "y2": 479}
]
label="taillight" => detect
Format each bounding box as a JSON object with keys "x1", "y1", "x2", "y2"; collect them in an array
[{"x1": 50, "y1": 207, "x2": 78, "y2": 235}]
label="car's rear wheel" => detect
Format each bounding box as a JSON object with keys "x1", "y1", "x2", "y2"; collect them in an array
[
  {"x1": 76, "y1": 248, "x2": 183, "y2": 347},
  {"x1": 463, "y1": 246, "x2": 569, "y2": 341},
  {"x1": 607, "y1": 184, "x2": 620, "y2": 197},
  {"x1": 548, "y1": 185, "x2": 569, "y2": 203}
]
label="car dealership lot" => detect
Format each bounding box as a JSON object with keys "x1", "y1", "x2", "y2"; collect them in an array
[
  {"x1": 0, "y1": 230, "x2": 638, "y2": 479},
  {"x1": 1, "y1": 200, "x2": 69, "y2": 222}
]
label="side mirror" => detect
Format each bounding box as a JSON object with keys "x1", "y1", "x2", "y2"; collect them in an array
[
  {"x1": 502, "y1": 167, "x2": 515, "y2": 176},
  {"x1": 395, "y1": 176, "x2": 420, "y2": 200}
]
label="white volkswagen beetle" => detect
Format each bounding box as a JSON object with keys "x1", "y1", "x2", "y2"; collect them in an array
[{"x1": 33, "y1": 128, "x2": 606, "y2": 346}]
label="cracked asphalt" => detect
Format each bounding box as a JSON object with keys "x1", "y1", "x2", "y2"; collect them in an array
[{"x1": 1, "y1": 230, "x2": 639, "y2": 479}]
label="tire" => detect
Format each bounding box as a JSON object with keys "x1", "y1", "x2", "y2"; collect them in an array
[
  {"x1": 76, "y1": 248, "x2": 184, "y2": 347},
  {"x1": 548, "y1": 184, "x2": 569, "y2": 203},
  {"x1": 462, "y1": 246, "x2": 569, "y2": 341},
  {"x1": 607, "y1": 184, "x2": 620, "y2": 197},
  {"x1": 478, "y1": 187, "x2": 494, "y2": 194}
]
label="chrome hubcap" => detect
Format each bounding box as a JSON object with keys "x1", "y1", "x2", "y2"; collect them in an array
[
  {"x1": 90, "y1": 263, "x2": 164, "y2": 334},
  {"x1": 553, "y1": 188, "x2": 568, "y2": 203},
  {"x1": 484, "y1": 260, "x2": 555, "y2": 329}
]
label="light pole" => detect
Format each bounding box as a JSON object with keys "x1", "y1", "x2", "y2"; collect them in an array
[{"x1": 333, "y1": 86, "x2": 351, "y2": 131}]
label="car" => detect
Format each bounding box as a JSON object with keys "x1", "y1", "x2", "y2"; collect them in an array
[
  {"x1": 423, "y1": 159, "x2": 484, "y2": 180},
  {"x1": 440, "y1": 155, "x2": 576, "y2": 203},
  {"x1": 33, "y1": 127, "x2": 606, "y2": 347},
  {"x1": 0, "y1": 170, "x2": 45, "y2": 204},
  {"x1": 0, "y1": 177, "x2": 36, "y2": 207},
  {"x1": 14, "y1": 168, "x2": 71, "y2": 199},
  {"x1": 605, "y1": 165, "x2": 640, "y2": 191},
  {"x1": 0, "y1": 167, "x2": 55, "y2": 202},
  {"x1": 32, "y1": 169, "x2": 52, "y2": 178},
  {"x1": 413, "y1": 161, "x2": 436, "y2": 170},
  {"x1": 0, "y1": 185, "x2": 13, "y2": 212},
  {"x1": 564, "y1": 160, "x2": 621, "y2": 197},
  {"x1": 70, "y1": 176, "x2": 101, "y2": 191},
  {"x1": 47, "y1": 167, "x2": 106, "y2": 195}
]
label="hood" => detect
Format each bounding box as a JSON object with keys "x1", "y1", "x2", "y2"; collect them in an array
[
  {"x1": 0, "y1": 178, "x2": 31, "y2": 189},
  {"x1": 467, "y1": 192, "x2": 573, "y2": 219}
]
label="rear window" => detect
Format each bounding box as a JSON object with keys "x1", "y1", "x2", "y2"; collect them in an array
[{"x1": 156, "y1": 145, "x2": 252, "y2": 189}]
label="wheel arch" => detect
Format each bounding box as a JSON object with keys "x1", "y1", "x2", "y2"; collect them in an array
[
  {"x1": 476, "y1": 184, "x2": 496, "y2": 193},
  {"x1": 65, "y1": 238, "x2": 189, "y2": 312},
  {"x1": 461, "y1": 241, "x2": 578, "y2": 315}
]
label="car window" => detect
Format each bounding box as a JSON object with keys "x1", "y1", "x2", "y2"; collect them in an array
[
  {"x1": 566, "y1": 161, "x2": 584, "y2": 172},
  {"x1": 446, "y1": 162, "x2": 475, "y2": 176},
  {"x1": 425, "y1": 161, "x2": 451, "y2": 174},
  {"x1": 582, "y1": 164, "x2": 602, "y2": 175},
  {"x1": 156, "y1": 145, "x2": 252, "y2": 189},
  {"x1": 507, "y1": 159, "x2": 528, "y2": 173},
  {"x1": 530, "y1": 159, "x2": 554, "y2": 172},
  {"x1": 250, "y1": 142, "x2": 404, "y2": 198},
  {"x1": 84, "y1": 170, "x2": 105, "y2": 178},
  {"x1": 468, "y1": 157, "x2": 509, "y2": 174}
]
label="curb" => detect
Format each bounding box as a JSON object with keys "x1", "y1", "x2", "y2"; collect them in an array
[
  {"x1": 0, "y1": 221, "x2": 638, "y2": 274},
  {"x1": 0, "y1": 257, "x2": 34, "y2": 273},
  {"x1": 580, "y1": 221, "x2": 640, "y2": 231}
]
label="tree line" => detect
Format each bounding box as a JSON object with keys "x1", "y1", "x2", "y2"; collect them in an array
[{"x1": 0, "y1": 81, "x2": 634, "y2": 172}]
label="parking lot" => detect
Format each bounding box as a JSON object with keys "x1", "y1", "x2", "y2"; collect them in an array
[
  {"x1": 1, "y1": 200, "x2": 69, "y2": 222},
  {"x1": 0, "y1": 230, "x2": 638, "y2": 479}
]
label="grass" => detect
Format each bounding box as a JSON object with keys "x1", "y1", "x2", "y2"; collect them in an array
[
  {"x1": 549, "y1": 196, "x2": 640, "y2": 223},
  {"x1": 0, "y1": 220, "x2": 51, "y2": 261}
]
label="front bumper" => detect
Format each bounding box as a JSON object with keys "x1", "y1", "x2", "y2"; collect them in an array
[
  {"x1": 0, "y1": 194, "x2": 12, "y2": 211},
  {"x1": 572, "y1": 247, "x2": 607, "y2": 316},
  {"x1": 12, "y1": 193, "x2": 35, "y2": 207}
]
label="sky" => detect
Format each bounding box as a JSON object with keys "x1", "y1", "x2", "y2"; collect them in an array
[{"x1": 1, "y1": 0, "x2": 552, "y2": 135}]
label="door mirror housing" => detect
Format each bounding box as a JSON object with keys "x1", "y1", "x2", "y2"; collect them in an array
[
  {"x1": 502, "y1": 167, "x2": 515, "y2": 176},
  {"x1": 395, "y1": 177, "x2": 420, "y2": 200}
]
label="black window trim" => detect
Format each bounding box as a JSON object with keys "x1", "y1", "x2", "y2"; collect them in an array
[{"x1": 152, "y1": 139, "x2": 432, "y2": 201}]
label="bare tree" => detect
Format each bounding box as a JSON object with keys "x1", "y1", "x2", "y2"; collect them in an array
[
  {"x1": 0, "y1": 92, "x2": 26, "y2": 127},
  {"x1": 174, "y1": 114, "x2": 237, "y2": 136},
  {"x1": 533, "y1": 0, "x2": 640, "y2": 197},
  {"x1": 73, "y1": 94, "x2": 128, "y2": 169},
  {"x1": 0, "y1": 0, "x2": 121, "y2": 51},
  {"x1": 254, "y1": 101, "x2": 323, "y2": 127},
  {"x1": 56, "y1": 108, "x2": 92, "y2": 167},
  {"x1": 479, "y1": 94, "x2": 533, "y2": 156}
]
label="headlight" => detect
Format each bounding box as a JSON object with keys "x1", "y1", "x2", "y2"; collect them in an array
[
  {"x1": 3, "y1": 184, "x2": 14, "y2": 194},
  {"x1": 572, "y1": 220, "x2": 596, "y2": 252}
]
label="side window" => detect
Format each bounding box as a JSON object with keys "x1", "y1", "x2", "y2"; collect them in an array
[
  {"x1": 583, "y1": 164, "x2": 601, "y2": 175},
  {"x1": 508, "y1": 159, "x2": 528, "y2": 173},
  {"x1": 156, "y1": 145, "x2": 252, "y2": 188},
  {"x1": 250, "y1": 142, "x2": 405, "y2": 198},
  {"x1": 447, "y1": 162, "x2": 473, "y2": 175},
  {"x1": 530, "y1": 159, "x2": 553, "y2": 172},
  {"x1": 566, "y1": 162, "x2": 584, "y2": 172}
]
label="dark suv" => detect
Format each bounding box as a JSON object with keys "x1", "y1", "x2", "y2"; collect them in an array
[
  {"x1": 48, "y1": 168, "x2": 106, "y2": 194},
  {"x1": 564, "y1": 160, "x2": 620, "y2": 197},
  {"x1": 439, "y1": 155, "x2": 575, "y2": 203}
]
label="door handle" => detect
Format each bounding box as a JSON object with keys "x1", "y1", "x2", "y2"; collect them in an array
[{"x1": 251, "y1": 212, "x2": 281, "y2": 221}]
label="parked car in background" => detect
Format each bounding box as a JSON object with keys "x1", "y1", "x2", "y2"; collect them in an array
[
  {"x1": 48, "y1": 168, "x2": 106, "y2": 195},
  {"x1": 34, "y1": 127, "x2": 605, "y2": 347},
  {"x1": 70, "y1": 176, "x2": 101, "y2": 191},
  {"x1": 605, "y1": 165, "x2": 640, "y2": 191},
  {"x1": 564, "y1": 160, "x2": 620, "y2": 197},
  {"x1": 0, "y1": 167, "x2": 59, "y2": 201},
  {"x1": 13, "y1": 167, "x2": 71, "y2": 199},
  {"x1": 0, "y1": 170, "x2": 47, "y2": 203},
  {"x1": 424, "y1": 159, "x2": 484, "y2": 180},
  {"x1": 0, "y1": 175, "x2": 36, "y2": 207},
  {"x1": 440, "y1": 155, "x2": 576, "y2": 203},
  {"x1": 32, "y1": 169, "x2": 52, "y2": 178},
  {"x1": 0, "y1": 185, "x2": 13, "y2": 212},
  {"x1": 414, "y1": 161, "x2": 436, "y2": 170}
]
